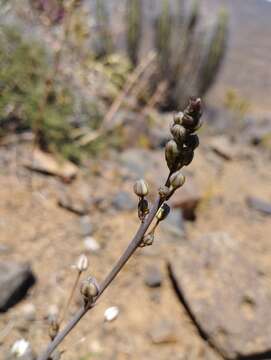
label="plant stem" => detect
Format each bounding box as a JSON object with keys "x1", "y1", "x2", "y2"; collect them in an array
[
  {"x1": 59, "y1": 271, "x2": 81, "y2": 326},
  {"x1": 37, "y1": 196, "x2": 163, "y2": 360}
]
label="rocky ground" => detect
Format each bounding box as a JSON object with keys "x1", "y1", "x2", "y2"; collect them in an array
[{"x1": 0, "y1": 112, "x2": 271, "y2": 360}]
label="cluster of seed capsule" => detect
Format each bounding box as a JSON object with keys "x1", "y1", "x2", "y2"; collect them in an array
[
  {"x1": 165, "y1": 97, "x2": 202, "y2": 173},
  {"x1": 133, "y1": 98, "x2": 202, "y2": 247}
]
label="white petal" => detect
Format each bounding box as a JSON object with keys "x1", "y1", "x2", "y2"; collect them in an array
[
  {"x1": 104, "y1": 306, "x2": 119, "y2": 322},
  {"x1": 11, "y1": 339, "x2": 30, "y2": 356}
]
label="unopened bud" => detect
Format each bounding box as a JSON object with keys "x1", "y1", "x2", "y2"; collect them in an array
[
  {"x1": 173, "y1": 111, "x2": 184, "y2": 125},
  {"x1": 181, "y1": 114, "x2": 196, "y2": 129},
  {"x1": 133, "y1": 179, "x2": 149, "y2": 198},
  {"x1": 182, "y1": 149, "x2": 194, "y2": 166},
  {"x1": 76, "y1": 254, "x2": 88, "y2": 272},
  {"x1": 169, "y1": 171, "x2": 185, "y2": 189},
  {"x1": 80, "y1": 277, "x2": 99, "y2": 302},
  {"x1": 139, "y1": 233, "x2": 154, "y2": 247},
  {"x1": 184, "y1": 134, "x2": 199, "y2": 150},
  {"x1": 193, "y1": 119, "x2": 203, "y2": 132},
  {"x1": 138, "y1": 198, "x2": 149, "y2": 221},
  {"x1": 170, "y1": 124, "x2": 186, "y2": 145},
  {"x1": 183, "y1": 97, "x2": 202, "y2": 130},
  {"x1": 156, "y1": 203, "x2": 170, "y2": 221},
  {"x1": 165, "y1": 140, "x2": 180, "y2": 170}
]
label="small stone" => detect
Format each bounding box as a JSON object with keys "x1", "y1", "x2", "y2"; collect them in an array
[
  {"x1": 24, "y1": 149, "x2": 77, "y2": 183},
  {"x1": 209, "y1": 136, "x2": 236, "y2": 161},
  {"x1": 79, "y1": 216, "x2": 94, "y2": 236},
  {"x1": 104, "y1": 306, "x2": 119, "y2": 322},
  {"x1": 58, "y1": 192, "x2": 89, "y2": 216},
  {"x1": 21, "y1": 303, "x2": 36, "y2": 322},
  {"x1": 111, "y1": 191, "x2": 136, "y2": 211},
  {"x1": 83, "y1": 237, "x2": 101, "y2": 253},
  {"x1": 46, "y1": 305, "x2": 59, "y2": 320},
  {"x1": 246, "y1": 196, "x2": 271, "y2": 216},
  {"x1": 0, "y1": 243, "x2": 11, "y2": 253},
  {"x1": 144, "y1": 266, "x2": 163, "y2": 288},
  {"x1": 169, "y1": 232, "x2": 271, "y2": 358},
  {"x1": 90, "y1": 340, "x2": 103, "y2": 354},
  {"x1": 150, "y1": 321, "x2": 177, "y2": 344},
  {"x1": 120, "y1": 149, "x2": 151, "y2": 178},
  {"x1": 170, "y1": 180, "x2": 202, "y2": 221},
  {"x1": 0, "y1": 262, "x2": 36, "y2": 312},
  {"x1": 161, "y1": 208, "x2": 185, "y2": 237}
]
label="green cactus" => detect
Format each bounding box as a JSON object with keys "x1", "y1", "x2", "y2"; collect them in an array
[
  {"x1": 94, "y1": 0, "x2": 112, "y2": 58},
  {"x1": 154, "y1": 0, "x2": 172, "y2": 76},
  {"x1": 91, "y1": 0, "x2": 228, "y2": 109},
  {"x1": 126, "y1": 0, "x2": 142, "y2": 66},
  {"x1": 152, "y1": 1, "x2": 228, "y2": 108},
  {"x1": 186, "y1": 0, "x2": 199, "y2": 32},
  {"x1": 197, "y1": 9, "x2": 228, "y2": 95}
]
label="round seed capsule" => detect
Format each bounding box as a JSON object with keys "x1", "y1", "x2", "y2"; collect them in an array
[
  {"x1": 181, "y1": 114, "x2": 197, "y2": 129},
  {"x1": 165, "y1": 139, "x2": 180, "y2": 170},
  {"x1": 156, "y1": 203, "x2": 170, "y2": 221},
  {"x1": 80, "y1": 277, "x2": 99, "y2": 301},
  {"x1": 133, "y1": 179, "x2": 149, "y2": 198},
  {"x1": 169, "y1": 171, "x2": 185, "y2": 189},
  {"x1": 173, "y1": 111, "x2": 184, "y2": 125},
  {"x1": 182, "y1": 149, "x2": 194, "y2": 166},
  {"x1": 170, "y1": 124, "x2": 186, "y2": 145},
  {"x1": 192, "y1": 118, "x2": 203, "y2": 132},
  {"x1": 184, "y1": 134, "x2": 199, "y2": 150},
  {"x1": 138, "y1": 198, "x2": 149, "y2": 220}
]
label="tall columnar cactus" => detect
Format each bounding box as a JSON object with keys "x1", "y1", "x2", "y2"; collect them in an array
[
  {"x1": 154, "y1": 0, "x2": 172, "y2": 76},
  {"x1": 94, "y1": 0, "x2": 112, "y2": 58},
  {"x1": 152, "y1": 1, "x2": 228, "y2": 108},
  {"x1": 93, "y1": 0, "x2": 228, "y2": 109},
  {"x1": 197, "y1": 9, "x2": 228, "y2": 95},
  {"x1": 126, "y1": 0, "x2": 142, "y2": 66}
]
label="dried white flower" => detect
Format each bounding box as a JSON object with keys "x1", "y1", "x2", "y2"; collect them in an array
[
  {"x1": 104, "y1": 306, "x2": 119, "y2": 322},
  {"x1": 76, "y1": 254, "x2": 88, "y2": 272},
  {"x1": 11, "y1": 339, "x2": 30, "y2": 357}
]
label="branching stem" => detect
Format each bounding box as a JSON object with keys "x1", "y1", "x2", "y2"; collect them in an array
[{"x1": 37, "y1": 196, "x2": 163, "y2": 360}]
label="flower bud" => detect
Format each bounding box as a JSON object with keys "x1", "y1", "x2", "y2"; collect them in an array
[
  {"x1": 182, "y1": 149, "x2": 194, "y2": 166},
  {"x1": 184, "y1": 134, "x2": 199, "y2": 150},
  {"x1": 76, "y1": 254, "x2": 88, "y2": 272},
  {"x1": 170, "y1": 124, "x2": 186, "y2": 145},
  {"x1": 80, "y1": 277, "x2": 99, "y2": 302},
  {"x1": 169, "y1": 171, "x2": 185, "y2": 189},
  {"x1": 173, "y1": 111, "x2": 184, "y2": 125},
  {"x1": 139, "y1": 233, "x2": 154, "y2": 247},
  {"x1": 156, "y1": 203, "x2": 170, "y2": 221},
  {"x1": 138, "y1": 198, "x2": 149, "y2": 221},
  {"x1": 181, "y1": 114, "x2": 197, "y2": 129},
  {"x1": 165, "y1": 139, "x2": 180, "y2": 170},
  {"x1": 133, "y1": 179, "x2": 149, "y2": 198}
]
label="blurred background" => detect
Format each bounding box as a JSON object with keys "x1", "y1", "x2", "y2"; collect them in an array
[{"x1": 0, "y1": 1, "x2": 271, "y2": 359}]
